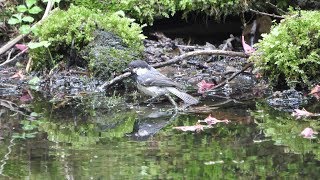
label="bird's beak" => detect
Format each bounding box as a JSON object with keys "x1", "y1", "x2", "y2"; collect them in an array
[{"x1": 123, "y1": 67, "x2": 131, "y2": 73}]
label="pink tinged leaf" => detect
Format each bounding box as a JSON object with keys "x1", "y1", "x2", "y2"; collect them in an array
[
  {"x1": 200, "y1": 114, "x2": 230, "y2": 125},
  {"x1": 291, "y1": 108, "x2": 315, "y2": 119},
  {"x1": 241, "y1": 36, "x2": 255, "y2": 54},
  {"x1": 300, "y1": 127, "x2": 318, "y2": 139},
  {"x1": 20, "y1": 89, "x2": 33, "y2": 102},
  {"x1": 197, "y1": 80, "x2": 215, "y2": 94},
  {"x1": 10, "y1": 70, "x2": 25, "y2": 80},
  {"x1": 309, "y1": 85, "x2": 320, "y2": 100},
  {"x1": 15, "y1": 44, "x2": 28, "y2": 52},
  {"x1": 173, "y1": 124, "x2": 208, "y2": 132}
]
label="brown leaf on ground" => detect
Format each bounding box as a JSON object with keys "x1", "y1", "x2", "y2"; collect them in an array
[
  {"x1": 198, "y1": 114, "x2": 230, "y2": 125},
  {"x1": 10, "y1": 70, "x2": 25, "y2": 80}
]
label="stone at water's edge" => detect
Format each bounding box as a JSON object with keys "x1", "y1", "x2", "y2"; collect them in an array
[{"x1": 80, "y1": 30, "x2": 141, "y2": 80}]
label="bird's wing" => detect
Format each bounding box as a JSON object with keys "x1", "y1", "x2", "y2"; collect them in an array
[{"x1": 137, "y1": 71, "x2": 181, "y2": 88}]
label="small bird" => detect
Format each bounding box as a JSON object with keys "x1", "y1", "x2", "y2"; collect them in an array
[{"x1": 128, "y1": 60, "x2": 199, "y2": 108}]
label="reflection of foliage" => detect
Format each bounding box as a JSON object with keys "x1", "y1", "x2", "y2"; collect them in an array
[
  {"x1": 253, "y1": 10, "x2": 320, "y2": 89},
  {"x1": 38, "y1": 111, "x2": 136, "y2": 149},
  {"x1": 12, "y1": 120, "x2": 42, "y2": 139},
  {"x1": 253, "y1": 103, "x2": 320, "y2": 159}
]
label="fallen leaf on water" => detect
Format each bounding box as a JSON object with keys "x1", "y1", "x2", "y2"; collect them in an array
[
  {"x1": 197, "y1": 80, "x2": 215, "y2": 94},
  {"x1": 199, "y1": 114, "x2": 230, "y2": 125},
  {"x1": 300, "y1": 127, "x2": 318, "y2": 139},
  {"x1": 291, "y1": 108, "x2": 318, "y2": 119},
  {"x1": 309, "y1": 85, "x2": 320, "y2": 100}
]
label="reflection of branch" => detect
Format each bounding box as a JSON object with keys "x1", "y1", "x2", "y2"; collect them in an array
[
  {"x1": 0, "y1": 138, "x2": 15, "y2": 176},
  {"x1": 98, "y1": 50, "x2": 249, "y2": 90}
]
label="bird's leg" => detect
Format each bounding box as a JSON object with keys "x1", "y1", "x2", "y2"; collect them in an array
[{"x1": 165, "y1": 94, "x2": 178, "y2": 111}]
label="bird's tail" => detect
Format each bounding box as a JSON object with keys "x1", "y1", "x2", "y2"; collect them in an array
[{"x1": 166, "y1": 87, "x2": 199, "y2": 105}]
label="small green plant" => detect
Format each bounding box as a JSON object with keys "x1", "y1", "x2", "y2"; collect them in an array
[
  {"x1": 30, "y1": 5, "x2": 145, "y2": 72},
  {"x1": 253, "y1": 10, "x2": 320, "y2": 89},
  {"x1": 7, "y1": 0, "x2": 42, "y2": 34}
]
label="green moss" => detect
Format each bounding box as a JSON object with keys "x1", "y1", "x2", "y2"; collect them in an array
[
  {"x1": 30, "y1": 5, "x2": 145, "y2": 71},
  {"x1": 252, "y1": 10, "x2": 320, "y2": 89},
  {"x1": 73, "y1": 0, "x2": 253, "y2": 24}
]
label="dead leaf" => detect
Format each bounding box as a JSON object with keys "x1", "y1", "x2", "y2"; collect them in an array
[
  {"x1": 310, "y1": 85, "x2": 320, "y2": 100},
  {"x1": 300, "y1": 127, "x2": 318, "y2": 139},
  {"x1": 291, "y1": 108, "x2": 318, "y2": 119},
  {"x1": 20, "y1": 89, "x2": 33, "y2": 102},
  {"x1": 10, "y1": 70, "x2": 25, "y2": 80},
  {"x1": 15, "y1": 44, "x2": 28, "y2": 52},
  {"x1": 199, "y1": 114, "x2": 230, "y2": 125},
  {"x1": 197, "y1": 80, "x2": 215, "y2": 94}
]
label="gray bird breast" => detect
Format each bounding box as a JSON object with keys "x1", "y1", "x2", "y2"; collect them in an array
[{"x1": 136, "y1": 83, "x2": 169, "y2": 97}]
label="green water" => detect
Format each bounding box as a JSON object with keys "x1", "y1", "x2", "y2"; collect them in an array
[{"x1": 0, "y1": 100, "x2": 320, "y2": 179}]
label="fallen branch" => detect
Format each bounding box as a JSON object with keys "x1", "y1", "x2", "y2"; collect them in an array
[
  {"x1": 210, "y1": 63, "x2": 254, "y2": 90},
  {"x1": 249, "y1": 9, "x2": 284, "y2": 19},
  {"x1": 98, "y1": 49, "x2": 249, "y2": 90},
  {"x1": 98, "y1": 72, "x2": 132, "y2": 91},
  {"x1": 153, "y1": 49, "x2": 249, "y2": 68},
  {"x1": 221, "y1": 35, "x2": 236, "y2": 51},
  {"x1": 0, "y1": 1, "x2": 55, "y2": 56}
]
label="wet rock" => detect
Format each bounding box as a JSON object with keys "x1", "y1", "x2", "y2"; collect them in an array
[{"x1": 266, "y1": 89, "x2": 308, "y2": 111}]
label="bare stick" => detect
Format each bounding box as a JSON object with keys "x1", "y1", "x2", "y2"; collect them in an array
[
  {"x1": 249, "y1": 9, "x2": 284, "y2": 19},
  {"x1": 209, "y1": 63, "x2": 254, "y2": 90},
  {"x1": 98, "y1": 49, "x2": 249, "y2": 90},
  {"x1": 0, "y1": 1, "x2": 55, "y2": 56},
  {"x1": 153, "y1": 49, "x2": 248, "y2": 68},
  {"x1": 0, "y1": 48, "x2": 28, "y2": 67},
  {"x1": 98, "y1": 72, "x2": 132, "y2": 91},
  {"x1": 221, "y1": 35, "x2": 236, "y2": 51},
  {"x1": 266, "y1": 2, "x2": 286, "y2": 14}
]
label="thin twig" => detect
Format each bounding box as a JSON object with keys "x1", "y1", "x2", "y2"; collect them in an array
[
  {"x1": 6, "y1": 49, "x2": 14, "y2": 61},
  {"x1": 209, "y1": 63, "x2": 254, "y2": 90},
  {"x1": 98, "y1": 50, "x2": 249, "y2": 90},
  {"x1": 0, "y1": 48, "x2": 28, "y2": 67},
  {"x1": 266, "y1": 1, "x2": 286, "y2": 14},
  {"x1": 153, "y1": 50, "x2": 248, "y2": 68},
  {"x1": 221, "y1": 35, "x2": 235, "y2": 51},
  {"x1": 98, "y1": 72, "x2": 132, "y2": 91},
  {"x1": 249, "y1": 9, "x2": 284, "y2": 19}
]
